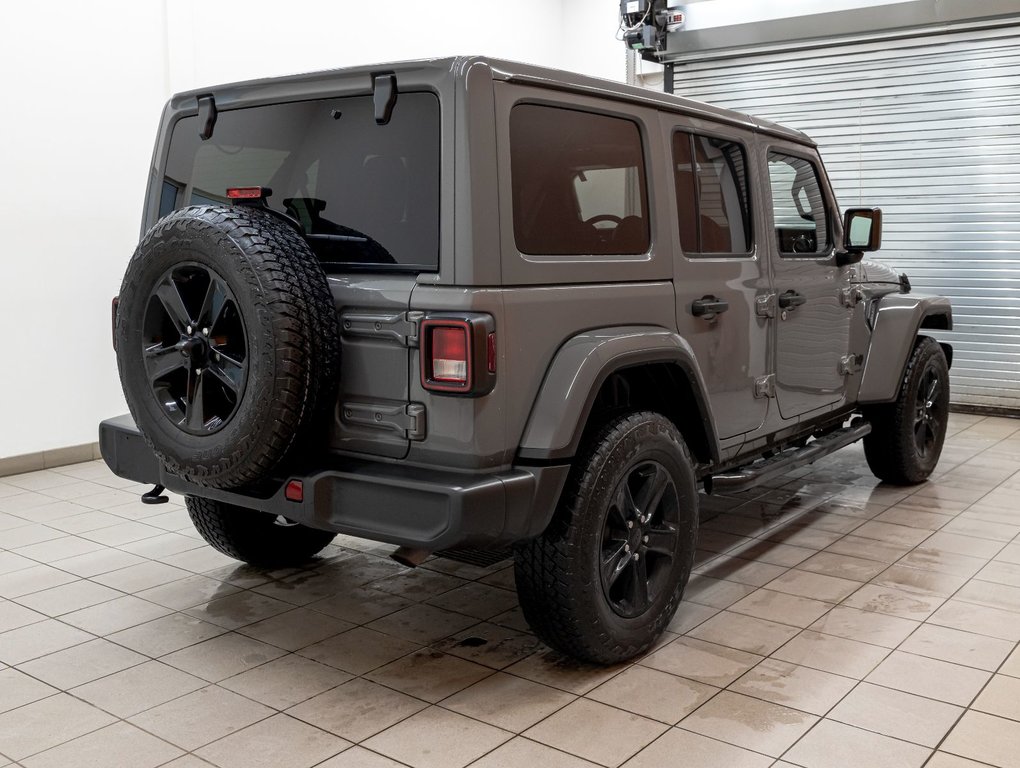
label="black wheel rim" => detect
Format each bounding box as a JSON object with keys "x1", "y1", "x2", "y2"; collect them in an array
[
  {"x1": 600, "y1": 460, "x2": 680, "y2": 619},
  {"x1": 913, "y1": 362, "x2": 942, "y2": 459},
  {"x1": 142, "y1": 264, "x2": 248, "y2": 435}
]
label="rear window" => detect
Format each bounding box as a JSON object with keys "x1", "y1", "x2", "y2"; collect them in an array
[
  {"x1": 510, "y1": 104, "x2": 649, "y2": 256},
  {"x1": 161, "y1": 92, "x2": 441, "y2": 272}
]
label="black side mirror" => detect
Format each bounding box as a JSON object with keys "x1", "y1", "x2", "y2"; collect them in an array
[{"x1": 835, "y1": 208, "x2": 882, "y2": 267}]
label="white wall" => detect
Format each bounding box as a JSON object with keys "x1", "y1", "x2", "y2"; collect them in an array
[{"x1": 0, "y1": 0, "x2": 627, "y2": 460}]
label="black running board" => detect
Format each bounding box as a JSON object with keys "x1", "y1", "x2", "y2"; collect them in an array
[{"x1": 711, "y1": 420, "x2": 872, "y2": 493}]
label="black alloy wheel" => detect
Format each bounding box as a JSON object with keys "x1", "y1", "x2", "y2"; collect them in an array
[
  {"x1": 913, "y1": 362, "x2": 942, "y2": 460},
  {"x1": 600, "y1": 460, "x2": 680, "y2": 619},
  {"x1": 143, "y1": 264, "x2": 247, "y2": 435}
]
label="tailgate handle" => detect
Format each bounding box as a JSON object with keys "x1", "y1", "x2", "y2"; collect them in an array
[{"x1": 778, "y1": 290, "x2": 807, "y2": 309}]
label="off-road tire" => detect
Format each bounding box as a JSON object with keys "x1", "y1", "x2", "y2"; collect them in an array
[
  {"x1": 513, "y1": 411, "x2": 698, "y2": 664},
  {"x1": 186, "y1": 496, "x2": 336, "y2": 567},
  {"x1": 116, "y1": 205, "x2": 340, "y2": 489},
  {"x1": 863, "y1": 336, "x2": 950, "y2": 485}
]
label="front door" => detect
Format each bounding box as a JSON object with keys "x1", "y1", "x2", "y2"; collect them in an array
[
  {"x1": 666, "y1": 121, "x2": 771, "y2": 440},
  {"x1": 765, "y1": 144, "x2": 853, "y2": 420}
]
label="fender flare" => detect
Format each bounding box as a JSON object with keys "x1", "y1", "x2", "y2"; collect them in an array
[
  {"x1": 517, "y1": 326, "x2": 721, "y2": 463},
  {"x1": 858, "y1": 294, "x2": 953, "y2": 404}
]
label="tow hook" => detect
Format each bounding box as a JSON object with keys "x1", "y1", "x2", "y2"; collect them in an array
[
  {"x1": 390, "y1": 546, "x2": 431, "y2": 568},
  {"x1": 141, "y1": 484, "x2": 169, "y2": 505}
]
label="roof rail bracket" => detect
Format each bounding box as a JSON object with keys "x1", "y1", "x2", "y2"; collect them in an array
[
  {"x1": 197, "y1": 94, "x2": 217, "y2": 140},
  {"x1": 373, "y1": 73, "x2": 398, "y2": 125}
]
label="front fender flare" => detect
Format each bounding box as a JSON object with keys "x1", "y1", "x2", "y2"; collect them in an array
[
  {"x1": 517, "y1": 326, "x2": 720, "y2": 463},
  {"x1": 858, "y1": 294, "x2": 953, "y2": 403}
]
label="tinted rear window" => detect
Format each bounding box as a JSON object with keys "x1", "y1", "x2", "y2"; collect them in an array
[
  {"x1": 510, "y1": 104, "x2": 649, "y2": 256},
  {"x1": 162, "y1": 92, "x2": 440, "y2": 271}
]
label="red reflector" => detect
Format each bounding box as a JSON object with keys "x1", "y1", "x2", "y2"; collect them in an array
[
  {"x1": 284, "y1": 480, "x2": 304, "y2": 502},
  {"x1": 487, "y1": 332, "x2": 496, "y2": 374},
  {"x1": 226, "y1": 186, "x2": 265, "y2": 199},
  {"x1": 431, "y1": 326, "x2": 468, "y2": 382}
]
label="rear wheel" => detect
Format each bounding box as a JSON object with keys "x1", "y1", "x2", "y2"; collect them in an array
[
  {"x1": 863, "y1": 336, "x2": 950, "y2": 484},
  {"x1": 513, "y1": 411, "x2": 698, "y2": 664},
  {"x1": 186, "y1": 496, "x2": 336, "y2": 568}
]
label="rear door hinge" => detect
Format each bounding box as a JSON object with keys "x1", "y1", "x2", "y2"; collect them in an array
[
  {"x1": 341, "y1": 310, "x2": 422, "y2": 347},
  {"x1": 840, "y1": 286, "x2": 864, "y2": 308},
  {"x1": 341, "y1": 402, "x2": 427, "y2": 440},
  {"x1": 754, "y1": 374, "x2": 775, "y2": 399},
  {"x1": 839, "y1": 354, "x2": 863, "y2": 376},
  {"x1": 755, "y1": 293, "x2": 777, "y2": 319}
]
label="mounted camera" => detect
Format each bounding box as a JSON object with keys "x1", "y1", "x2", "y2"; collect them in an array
[{"x1": 619, "y1": 0, "x2": 685, "y2": 61}]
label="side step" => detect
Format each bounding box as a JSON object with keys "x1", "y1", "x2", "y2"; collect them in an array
[{"x1": 711, "y1": 419, "x2": 872, "y2": 494}]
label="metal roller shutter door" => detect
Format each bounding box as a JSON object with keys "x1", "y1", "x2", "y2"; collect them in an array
[{"x1": 666, "y1": 23, "x2": 1020, "y2": 411}]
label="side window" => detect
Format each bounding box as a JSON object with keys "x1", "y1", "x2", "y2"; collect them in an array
[
  {"x1": 672, "y1": 132, "x2": 753, "y2": 255},
  {"x1": 767, "y1": 151, "x2": 831, "y2": 255},
  {"x1": 510, "y1": 104, "x2": 650, "y2": 256}
]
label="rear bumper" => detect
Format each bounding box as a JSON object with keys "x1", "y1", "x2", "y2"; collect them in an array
[{"x1": 99, "y1": 415, "x2": 568, "y2": 550}]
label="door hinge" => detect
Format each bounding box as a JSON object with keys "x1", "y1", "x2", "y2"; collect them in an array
[
  {"x1": 840, "y1": 286, "x2": 864, "y2": 308},
  {"x1": 754, "y1": 374, "x2": 775, "y2": 399},
  {"x1": 341, "y1": 310, "x2": 422, "y2": 347},
  {"x1": 839, "y1": 354, "x2": 863, "y2": 376},
  {"x1": 755, "y1": 293, "x2": 777, "y2": 319},
  {"x1": 341, "y1": 402, "x2": 427, "y2": 440}
]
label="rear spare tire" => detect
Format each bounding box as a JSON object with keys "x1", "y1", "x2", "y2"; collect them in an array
[{"x1": 115, "y1": 205, "x2": 339, "y2": 489}]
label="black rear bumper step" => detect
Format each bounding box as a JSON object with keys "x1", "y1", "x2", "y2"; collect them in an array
[{"x1": 712, "y1": 420, "x2": 871, "y2": 493}]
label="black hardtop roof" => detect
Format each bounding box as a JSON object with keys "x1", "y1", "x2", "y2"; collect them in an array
[{"x1": 171, "y1": 55, "x2": 812, "y2": 146}]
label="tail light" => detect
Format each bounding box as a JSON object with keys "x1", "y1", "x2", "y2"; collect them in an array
[{"x1": 420, "y1": 315, "x2": 496, "y2": 395}]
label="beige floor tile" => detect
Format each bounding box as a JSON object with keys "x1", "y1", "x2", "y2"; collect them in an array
[
  {"x1": 135, "y1": 574, "x2": 241, "y2": 610},
  {"x1": 897, "y1": 548, "x2": 986, "y2": 578},
  {"x1": 308, "y1": 587, "x2": 414, "y2": 625},
  {"x1": 120, "y1": 532, "x2": 204, "y2": 559},
  {"x1": 106, "y1": 612, "x2": 227, "y2": 656},
  {"x1": 772, "y1": 630, "x2": 889, "y2": 679},
  {"x1": 783, "y1": 719, "x2": 931, "y2": 768},
  {"x1": 687, "y1": 610, "x2": 799, "y2": 655},
  {"x1": 470, "y1": 737, "x2": 600, "y2": 768},
  {"x1": 942, "y1": 516, "x2": 1020, "y2": 542},
  {"x1": 942, "y1": 710, "x2": 1020, "y2": 768},
  {"x1": 1000, "y1": 644, "x2": 1020, "y2": 677},
  {"x1": 925, "y1": 752, "x2": 995, "y2": 768},
  {"x1": 298, "y1": 626, "x2": 420, "y2": 675},
  {"x1": 91, "y1": 561, "x2": 192, "y2": 592},
  {"x1": 365, "y1": 706, "x2": 511, "y2": 768},
  {"x1": 666, "y1": 601, "x2": 720, "y2": 634},
  {"x1": 0, "y1": 692, "x2": 116, "y2": 760},
  {"x1": 314, "y1": 746, "x2": 409, "y2": 768},
  {"x1": 683, "y1": 575, "x2": 757, "y2": 609},
  {"x1": 928, "y1": 600, "x2": 1020, "y2": 642},
  {"x1": 727, "y1": 539, "x2": 816, "y2": 567},
  {"x1": 693, "y1": 555, "x2": 788, "y2": 587},
  {"x1": 825, "y1": 535, "x2": 913, "y2": 564},
  {"x1": 128, "y1": 686, "x2": 274, "y2": 751},
  {"x1": 195, "y1": 714, "x2": 348, "y2": 768},
  {"x1": 161, "y1": 632, "x2": 286, "y2": 682},
  {"x1": 873, "y1": 505, "x2": 954, "y2": 531},
  {"x1": 842, "y1": 583, "x2": 945, "y2": 620},
  {"x1": 365, "y1": 649, "x2": 493, "y2": 703},
  {"x1": 426, "y1": 583, "x2": 519, "y2": 620},
  {"x1": 1, "y1": 524, "x2": 65, "y2": 550},
  {"x1": 873, "y1": 564, "x2": 970, "y2": 598},
  {"x1": 59, "y1": 595, "x2": 172, "y2": 635},
  {"x1": 766, "y1": 569, "x2": 860, "y2": 602},
  {"x1": 524, "y1": 698, "x2": 666, "y2": 767},
  {"x1": 866, "y1": 651, "x2": 991, "y2": 706},
  {"x1": 955, "y1": 580, "x2": 1020, "y2": 614},
  {"x1": 80, "y1": 521, "x2": 165, "y2": 547},
  {"x1": 20, "y1": 721, "x2": 182, "y2": 768},
  {"x1": 678, "y1": 690, "x2": 816, "y2": 758},
  {"x1": 0, "y1": 668, "x2": 59, "y2": 714},
  {"x1": 288, "y1": 678, "x2": 427, "y2": 742},
  {"x1": 49, "y1": 548, "x2": 146, "y2": 578},
  {"x1": 13, "y1": 537, "x2": 106, "y2": 562},
  {"x1": 972, "y1": 674, "x2": 1020, "y2": 721},
  {"x1": 808, "y1": 605, "x2": 919, "y2": 648},
  {"x1": 236, "y1": 607, "x2": 353, "y2": 652},
  {"x1": 730, "y1": 658, "x2": 856, "y2": 715},
  {"x1": 852, "y1": 520, "x2": 933, "y2": 548},
  {"x1": 16, "y1": 637, "x2": 146, "y2": 689},
  {"x1": 366, "y1": 603, "x2": 479, "y2": 645},
  {"x1": 442, "y1": 671, "x2": 575, "y2": 731},
  {"x1": 899, "y1": 624, "x2": 1014, "y2": 671},
  {"x1": 71, "y1": 660, "x2": 207, "y2": 718},
  {"x1": 622, "y1": 728, "x2": 772, "y2": 768},
  {"x1": 503, "y1": 650, "x2": 626, "y2": 695},
  {"x1": 184, "y1": 591, "x2": 294, "y2": 631},
  {"x1": 585, "y1": 665, "x2": 717, "y2": 724},
  {"x1": 829, "y1": 682, "x2": 963, "y2": 747},
  {"x1": 640, "y1": 636, "x2": 762, "y2": 687},
  {"x1": 368, "y1": 568, "x2": 467, "y2": 601},
  {"x1": 729, "y1": 588, "x2": 833, "y2": 628},
  {"x1": 14, "y1": 580, "x2": 122, "y2": 616},
  {"x1": 919, "y1": 532, "x2": 1005, "y2": 560},
  {"x1": 975, "y1": 560, "x2": 1020, "y2": 587},
  {"x1": 220, "y1": 653, "x2": 350, "y2": 710},
  {"x1": 432, "y1": 622, "x2": 542, "y2": 670},
  {"x1": 0, "y1": 618, "x2": 93, "y2": 665},
  {"x1": 0, "y1": 600, "x2": 47, "y2": 633}
]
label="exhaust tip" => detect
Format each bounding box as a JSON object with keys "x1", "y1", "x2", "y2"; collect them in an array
[{"x1": 390, "y1": 546, "x2": 431, "y2": 568}]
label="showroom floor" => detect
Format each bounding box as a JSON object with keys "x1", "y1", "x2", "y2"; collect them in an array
[{"x1": 1, "y1": 414, "x2": 1020, "y2": 768}]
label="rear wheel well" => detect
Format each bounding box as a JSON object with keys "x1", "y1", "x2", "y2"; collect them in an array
[{"x1": 581, "y1": 364, "x2": 712, "y2": 466}]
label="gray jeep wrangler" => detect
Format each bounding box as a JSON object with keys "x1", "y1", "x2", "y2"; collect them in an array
[{"x1": 101, "y1": 56, "x2": 952, "y2": 663}]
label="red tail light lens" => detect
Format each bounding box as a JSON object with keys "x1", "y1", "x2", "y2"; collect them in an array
[
  {"x1": 226, "y1": 186, "x2": 267, "y2": 200},
  {"x1": 431, "y1": 327, "x2": 469, "y2": 382},
  {"x1": 284, "y1": 479, "x2": 304, "y2": 502},
  {"x1": 420, "y1": 315, "x2": 496, "y2": 396}
]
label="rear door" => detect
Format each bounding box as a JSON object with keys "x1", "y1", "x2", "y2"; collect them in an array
[{"x1": 765, "y1": 142, "x2": 854, "y2": 419}]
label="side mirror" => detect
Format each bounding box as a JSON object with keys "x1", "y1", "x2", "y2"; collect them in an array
[{"x1": 835, "y1": 208, "x2": 882, "y2": 267}]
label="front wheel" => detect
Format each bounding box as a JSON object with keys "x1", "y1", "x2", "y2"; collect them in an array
[
  {"x1": 863, "y1": 336, "x2": 950, "y2": 485},
  {"x1": 513, "y1": 411, "x2": 698, "y2": 664},
  {"x1": 186, "y1": 496, "x2": 336, "y2": 568}
]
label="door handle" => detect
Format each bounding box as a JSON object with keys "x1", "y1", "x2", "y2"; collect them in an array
[
  {"x1": 691, "y1": 296, "x2": 730, "y2": 318},
  {"x1": 778, "y1": 290, "x2": 807, "y2": 309}
]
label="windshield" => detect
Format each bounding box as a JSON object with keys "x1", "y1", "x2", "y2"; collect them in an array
[{"x1": 161, "y1": 92, "x2": 441, "y2": 272}]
